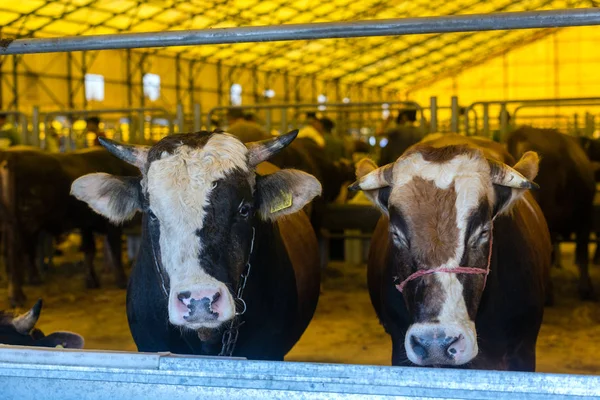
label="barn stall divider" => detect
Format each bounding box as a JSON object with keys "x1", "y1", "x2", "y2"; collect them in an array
[
  {"x1": 2, "y1": 8, "x2": 600, "y2": 398},
  {"x1": 463, "y1": 96, "x2": 600, "y2": 137},
  {"x1": 206, "y1": 100, "x2": 427, "y2": 135}
]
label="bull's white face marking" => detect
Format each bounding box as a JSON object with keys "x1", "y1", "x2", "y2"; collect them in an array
[
  {"x1": 390, "y1": 151, "x2": 493, "y2": 365},
  {"x1": 146, "y1": 134, "x2": 251, "y2": 328}
]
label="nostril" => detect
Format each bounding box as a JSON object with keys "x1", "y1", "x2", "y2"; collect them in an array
[
  {"x1": 446, "y1": 334, "x2": 464, "y2": 357},
  {"x1": 410, "y1": 335, "x2": 428, "y2": 359},
  {"x1": 211, "y1": 291, "x2": 221, "y2": 305},
  {"x1": 177, "y1": 291, "x2": 191, "y2": 302}
]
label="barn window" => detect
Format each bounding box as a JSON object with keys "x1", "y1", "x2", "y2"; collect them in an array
[
  {"x1": 382, "y1": 103, "x2": 390, "y2": 120},
  {"x1": 318, "y1": 94, "x2": 327, "y2": 111},
  {"x1": 230, "y1": 83, "x2": 242, "y2": 106},
  {"x1": 84, "y1": 74, "x2": 104, "y2": 102},
  {"x1": 143, "y1": 73, "x2": 161, "y2": 101}
]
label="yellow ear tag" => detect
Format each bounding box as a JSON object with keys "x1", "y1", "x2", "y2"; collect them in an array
[{"x1": 270, "y1": 191, "x2": 293, "y2": 214}]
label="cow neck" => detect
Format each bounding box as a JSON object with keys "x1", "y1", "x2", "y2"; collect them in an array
[
  {"x1": 395, "y1": 219, "x2": 494, "y2": 293},
  {"x1": 144, "y1": 212, "x2": 256, "y2": 358}
]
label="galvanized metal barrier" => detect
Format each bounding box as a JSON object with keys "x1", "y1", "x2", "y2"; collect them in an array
[
  {"x1": 2, "y1": 9, "x2": 600, "y2": 55},
  {"x1": 207, "y1": 101, "x2": 427, "y2": 134},
  {"x1": 41, "y1": 107, "x2": 174, "y2": 150},
  {"x1": 0, "y1": 346, "x2": 598, "y2": 399},
  {"x1": 464, "y1": 97, "x2": 600, "y2": 137}
]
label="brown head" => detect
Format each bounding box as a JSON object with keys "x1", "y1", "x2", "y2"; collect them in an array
[{"x1": 350, "y1": 143, "x2": 539, "y2": 366}]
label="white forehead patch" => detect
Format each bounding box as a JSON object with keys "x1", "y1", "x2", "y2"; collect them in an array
[{"x1": 146, "y1": 134, "x2": 250, "y2": 288}]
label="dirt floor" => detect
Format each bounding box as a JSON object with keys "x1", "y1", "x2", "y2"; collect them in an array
[{"x1": 0, "y1": 238, "x2": 599, "y2": 375}]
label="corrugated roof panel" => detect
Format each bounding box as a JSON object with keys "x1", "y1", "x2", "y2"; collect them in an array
[
  {"x1": 93, "y1": 0, "x2": 138, "y2": 13},
  {"x1": 0, "y1": 11, "x2": 22, "y2": 25},
  {"x1": 153, "y1": 9, "x2": 186, "y2": 24},
  {"x1": 13, "y1": 15, "x2": 53, "y2": 31},
  {"x1": 0, "y1": 0, "x2": 46, "y2": 14},
  {"x1": 126, "y1": 3, "x2": 164, "y2": 19},
  {"x1": 35, "y1": 2, "x2": 76, "y2": 17},
  {"x1": 103, "y1": 14, "x2": 133, "y2": 29},
  {"x1": 43, "y1": 19, "x2": 87, "y2": 35},
  {"x1": 67, "y1": 7, "x2": 114, "y2": 24},
  {"x1": 129, "y1": 20, "x2": 167, "y2": 32}
]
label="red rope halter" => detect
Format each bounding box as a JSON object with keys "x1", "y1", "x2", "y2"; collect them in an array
[{"x1": 395, "y1": 222, "x2": 493, "y2": 293}]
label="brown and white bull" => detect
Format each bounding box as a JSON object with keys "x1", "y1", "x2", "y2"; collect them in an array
[
  {"x1": 71, "y1": 130, "x2": 321, "y2": 360},
  {"x1": 351, "y1": 135, "x2": 550, "y2": 370}
]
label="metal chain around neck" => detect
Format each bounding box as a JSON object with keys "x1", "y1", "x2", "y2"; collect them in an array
[
  {"x1": 147, "y1": 215, "x2": 256, "y2": 357},
  {"x1": 219, "y1": 226, "x2": 255, "y2": 357}
]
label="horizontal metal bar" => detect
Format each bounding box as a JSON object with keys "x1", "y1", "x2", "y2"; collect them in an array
[
  {"x1": 2, "y1": 9, "x2": 600, "y2": 55},
  {"x1": 1, "y1": 346, "x2": 600, "y2": 399},
  {"x1": 43, "y1": 107, "x2": 171, "y2": 117}
]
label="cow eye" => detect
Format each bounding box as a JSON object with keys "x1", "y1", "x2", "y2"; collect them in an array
[
  {"x1": 472, "y1": 228, "x2": 490, "y2": 247},
  {"x1": 392, "y1": 230, "x2": 408, "y2": 248},
  {"x1": 239, "y1": 204, "x2": 251, "y2": 218},
  {"x1": 148, "y1": 210, "x2": 158, "y2": 221}
]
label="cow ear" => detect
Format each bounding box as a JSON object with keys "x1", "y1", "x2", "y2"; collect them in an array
[
  {"x1": 493, "y1": 151, "x2": 540, "y2": 216},
  {"x1": 35, "y1": 332, "x2": 85, "y2": 349},
  {"x1": 350, "y1": 158, "x2": 391, "y2": 214},
  {"x1": 71, "y1": 173, "x2": 141, "y2": 224},
  {"x1": 255, "y1": 169, "x2": 322, "y2": 221}
]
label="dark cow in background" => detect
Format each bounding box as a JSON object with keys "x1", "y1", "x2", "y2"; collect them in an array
[
  {"x1": 351, "y1": 135, "x2": 550, "y2": 371},
  {"x1": 71, "y1": 130, "x2": 322, "y2": 360},
  {"x1": 0, "y1": 299, "x2": 84, "y2": 348},
  {"x1": 506, "y1": 127, "x2": 596, "y2": 300},
  {"x1": 0, "y1": 147, "x2": 138, "y2": 307}
]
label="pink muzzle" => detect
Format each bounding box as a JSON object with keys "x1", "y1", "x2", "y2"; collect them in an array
[{"x1": 395, "y1": 223, "x2": 493, "y2": 293}]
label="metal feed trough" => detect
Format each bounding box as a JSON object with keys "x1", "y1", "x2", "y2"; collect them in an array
[
  {"x1": 2, "y1": 8, "x2": 600, "y2": 398},
  {"x1": 1, "y1": 346, "x2": 599, "y2": 399}
]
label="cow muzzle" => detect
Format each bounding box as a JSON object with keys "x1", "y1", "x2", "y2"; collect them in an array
[
  {"x1": 168, "y1": 285, "x2": 236, "y2": 329},
  {"x1": 405, "y1": 322, "x2": 478, "y2": 366}
]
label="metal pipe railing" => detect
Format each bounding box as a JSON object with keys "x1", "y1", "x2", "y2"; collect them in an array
[
  {"x1": 464, "y1": 97, "x2": 600, "y2": 136},
  {"x1": 450, "y1": 96, "x2": 459, "y2": 133},
  {"x1": 207, "y1": 101, "x2": 424, "y2": 132},
  {"x1": 193, "y1": 103, "x2": 202, "y2": 132},
  {"x1": 513, "y1": 99, "x2": 600, "y2": 120},
  {"x1": 0, "y1": 111, "x2": 28, "y2": 145},
  {"x1": 42, "y1": 107, "x2": 174, "y2": 149},
  {"x1": 429, "y1": 96, "x2": 438, "y2": 133},
  {"x1": 2, "y1": 9, "x2": 600, "y2": 55}
]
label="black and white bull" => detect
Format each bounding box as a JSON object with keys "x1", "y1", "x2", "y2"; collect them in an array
[
  {"x1": 351, "y1": 135, "x2": 550, "y2": 370},
  {"x1": 507, "y1": 127, "x2": 596, "y2": 300},
  {"x1": 1, "y1": 299, "x2": 84, "y2": 348},
  {"x1": 0, "y1": 147, "x2": 139, "y2": 307},
  {"x1": 71, "y1": 130, "x2": 322, "y2": 359}
]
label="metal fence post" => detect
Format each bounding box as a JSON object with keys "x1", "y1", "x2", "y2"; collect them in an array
[
  {"x1": 483, "y1": 103, "x2": 490, "y2": 137},
  {"x1": 32, "y1": 107, "x2": 40, "y2": 147},
  {"x1": 176, "y1": 104, "x2": 185, "y2": 134},
  {"x1": 138, "y1": 110, "x2": 145, "y2": 144},
  {"x1": 265, "y1": 108, "x2": 272, "y2": 134},
  {"x1": 193, "y1": 103, "x2": 201, "y2": 132},
  {"x1": 585, "y1": 112, "x2": 595, "y2": 137},
  {"x1": 499, "y1": 103, "x2": 508, "y2": 139},
  {"x1": 429, "y1": 96, "x2": 438, "y2": 133},
  {"x1": 450, "y1": 96, "x2": 459, "y2": 133},
  {"x1": 281, "y1": 108, "x2": 288, "y2": 133}
]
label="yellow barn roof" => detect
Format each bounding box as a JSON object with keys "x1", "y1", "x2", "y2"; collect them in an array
[{"x1": 0, "y1": 0, "x2": 592, "y2": 91}]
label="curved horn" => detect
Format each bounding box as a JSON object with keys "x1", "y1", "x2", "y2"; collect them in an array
[
  {"x1": 348, "y1": 162, "x2": 394, "y2": 191},
  {"x1": 488, "y1": 158, "x2": 539, "y2": 189},
  {"x1": 98, "y1": 137, "x2": 149, "y2": 170},
  {"x1": 246, "y1": 129, "x2": 298, "y2": 166},
  {"x1": 13, "y1": 299, "x2": 42, "y2": 334}
]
